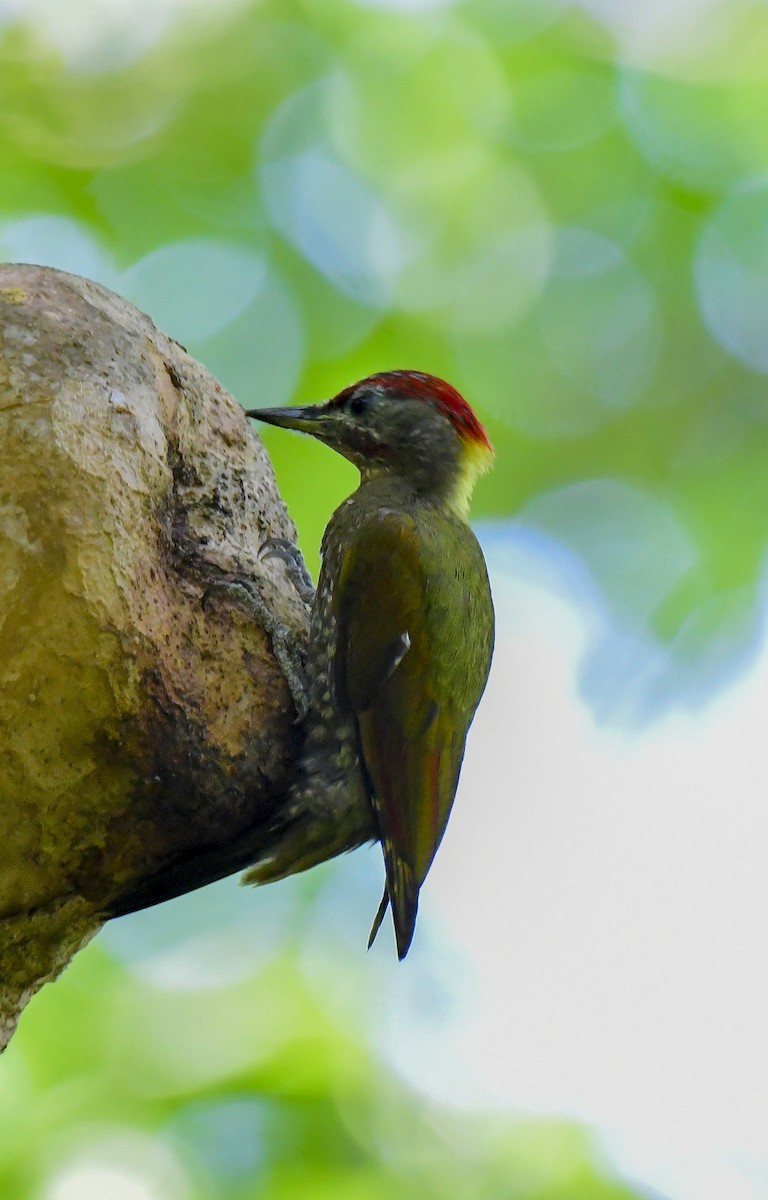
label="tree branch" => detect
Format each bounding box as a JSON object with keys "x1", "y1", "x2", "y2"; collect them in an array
[{"x1": 0, "y1": 263, "x2": 310, "y2": 1048}]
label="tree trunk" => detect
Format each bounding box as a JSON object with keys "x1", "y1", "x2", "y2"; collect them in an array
[{"x1": 0, "y1": 263, "x2": 310, "y2": 1049}]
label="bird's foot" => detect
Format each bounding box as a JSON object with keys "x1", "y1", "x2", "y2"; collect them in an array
[
  {"x1": 259, "y1": 536, "x2": 315, "y2": 604},
  {"x1": 203, "y1": 577, "x2": 309, "y2": 719}
]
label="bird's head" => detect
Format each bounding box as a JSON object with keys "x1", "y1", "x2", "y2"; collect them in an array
[{"x1": 248, "y1": 370, "x2": 493, "y2": 518}]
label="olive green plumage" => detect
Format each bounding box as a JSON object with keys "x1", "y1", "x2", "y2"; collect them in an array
[{"x1": 245, "y1": 370, "x2": 494, "y2": 959}]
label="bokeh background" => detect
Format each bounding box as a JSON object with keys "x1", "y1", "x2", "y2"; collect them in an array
[{"x1": 3, "y1": 0, "x2": 768, "y2": 1196}]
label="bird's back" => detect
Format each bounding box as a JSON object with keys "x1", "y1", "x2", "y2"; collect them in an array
[{"x1": 324, "y1": 482, "x2": 494, "y2": 955}]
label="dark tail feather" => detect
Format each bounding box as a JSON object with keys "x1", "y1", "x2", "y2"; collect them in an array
[
  {"x1": 392, "y1": 899, "x2": 418, "y2": 959},
  {"x1": 367, "y1": 887, "x2": 390, "y2": 949},
  {"x1": 368, "y1": 856, "x2": 419, "y2": 959}
]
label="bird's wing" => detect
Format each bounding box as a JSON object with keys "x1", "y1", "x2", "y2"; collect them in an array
[{"x1": 333, "y1": 511, "x2": 473, "y2": 959}]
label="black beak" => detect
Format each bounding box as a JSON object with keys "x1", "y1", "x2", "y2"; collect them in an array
[{"x1": 246, "y1": 404, "x2": 334, "y2": 434}]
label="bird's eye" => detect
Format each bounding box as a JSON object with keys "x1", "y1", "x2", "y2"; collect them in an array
[{"x1": 348, "y1": 392, "x2": 370, "y2": 416}]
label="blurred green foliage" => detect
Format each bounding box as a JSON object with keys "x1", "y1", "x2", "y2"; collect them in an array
[
  {"x1": 2, "y1": 0, "x2": 768, "y2": 614},
  {"x1": 2, "y1": 0, "x2": 766, "y2": 1193},
  {"x1": 4, "y1": 914, "x2": 643, "y2": 1200}
]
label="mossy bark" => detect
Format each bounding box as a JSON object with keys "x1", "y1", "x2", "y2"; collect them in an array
[{"x1": 0, "y1": 264, "x2": 309, "y2": 1049}]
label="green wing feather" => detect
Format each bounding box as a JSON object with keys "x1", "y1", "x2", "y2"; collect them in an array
[{"x1": 333, "y1": 510, "x2": 493, "y2": 959}]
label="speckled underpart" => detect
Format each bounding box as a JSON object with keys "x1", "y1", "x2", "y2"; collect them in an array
[
  {"x1": 244, "y1": 493, "x2": 375, "y2": 880},
  {"x1": 293, "y1": 498, "x2": 368, "y2": 782}
]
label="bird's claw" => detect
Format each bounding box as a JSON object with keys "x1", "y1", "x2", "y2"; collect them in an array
[
  {"x1": 258, "y1": 536, "x2": 314, "y2": 603},
  {"x1": 202, "y1": 577, "x2": 309, "y2": 720}
]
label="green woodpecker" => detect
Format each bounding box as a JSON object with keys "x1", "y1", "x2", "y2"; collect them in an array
[{"x1": 245, "y1": 370, "x2": 494, "y2": 959}]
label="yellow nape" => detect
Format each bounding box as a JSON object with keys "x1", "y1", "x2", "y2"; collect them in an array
[{"x1": 448, "y1": 438, "x2": 494, "y2": 519}]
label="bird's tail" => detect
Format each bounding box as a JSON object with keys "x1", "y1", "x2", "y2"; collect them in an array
[
  {"x1": 367, "y1": 854, "x2": 419, "y2": 959},
  {"x1": 367, "y1": 888, "x2": 390, "y2": 949}
]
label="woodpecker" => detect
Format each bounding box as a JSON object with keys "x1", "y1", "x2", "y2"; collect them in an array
[{"x1": 245, "y1": 370, "x2": 494, "y2": 959}]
